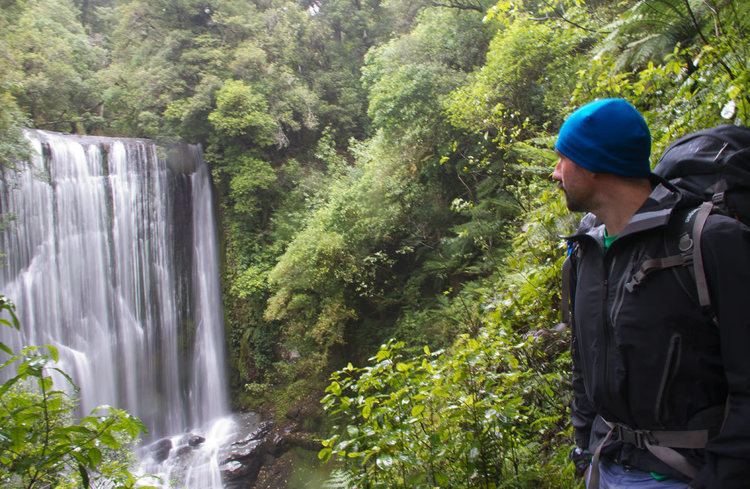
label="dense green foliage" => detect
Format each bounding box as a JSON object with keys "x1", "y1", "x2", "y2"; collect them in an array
[
  {"x1": 0, "y1": 297, "x2": 147, "y2": 488},
  {"x1": 1, "y1": 0, "x2": 749, "y2": 487}
]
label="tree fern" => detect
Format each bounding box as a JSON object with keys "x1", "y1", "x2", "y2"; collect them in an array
[
  {"x1": 322, "y1": 469, "x2": 355, "y2": 489},
  {"x1": 595, "y1": 0, "x2": 712, "y2": 70}
]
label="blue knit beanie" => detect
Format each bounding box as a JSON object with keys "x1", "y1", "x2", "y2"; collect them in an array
[{"x1": 554, "y1": 98, "x2": 651, "y2": 178}]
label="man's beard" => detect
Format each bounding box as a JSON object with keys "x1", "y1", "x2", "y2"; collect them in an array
[{"x1": 560, "y1": 186, "x2": 587, "y2": 212}]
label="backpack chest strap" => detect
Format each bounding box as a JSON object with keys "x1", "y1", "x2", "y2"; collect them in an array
[{"x1": 625, "y1": 253, "x2": 692, "y2": 293}]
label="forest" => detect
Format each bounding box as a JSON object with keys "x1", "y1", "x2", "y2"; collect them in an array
[{"x1": 1, "y1": 0, "x2": 749, "y2": 487}]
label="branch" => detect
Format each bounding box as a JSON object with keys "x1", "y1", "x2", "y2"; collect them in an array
[
  {"x1": 537, "y1": 0, "x2": 600, "y2": 33},
  {"x1": 681, "y1": 0, "x2": 736, "y2": 80},
  {"x1": 455, "y1": 171, "x2": 475, "y2": 202},
  {"x1": 682, "y1": 0, "x2": 710, "y2": 45}
]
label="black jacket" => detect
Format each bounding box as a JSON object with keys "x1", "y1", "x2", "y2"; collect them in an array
[{"x1": 567, "y1": 183, "x2": 750, "y2": 488}]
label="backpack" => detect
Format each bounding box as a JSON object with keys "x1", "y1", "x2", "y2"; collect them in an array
[{"x1": 648, "y1": 124, "x2": 750, "y2": 310}]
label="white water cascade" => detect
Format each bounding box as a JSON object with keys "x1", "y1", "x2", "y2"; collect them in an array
[{"x1": 0, "y1": 130, "x2": 235, "y2": 488}]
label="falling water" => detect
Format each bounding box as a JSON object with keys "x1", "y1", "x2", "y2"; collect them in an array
[{"x1": 0, "y1": 130, "x2": 234, "y2": 487}]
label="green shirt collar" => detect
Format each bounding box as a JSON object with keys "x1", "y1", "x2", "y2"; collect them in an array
[{"x1": 603, "y1": 228, "x2": 617, "y2": 249}]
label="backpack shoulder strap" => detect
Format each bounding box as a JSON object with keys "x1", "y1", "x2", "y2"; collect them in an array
[
  {"x1": 624, "y1": 201, "x2": 714, "y2": 313},
  {"x1": 691, "y1": 201, "x2": 714, "y2": 309}
]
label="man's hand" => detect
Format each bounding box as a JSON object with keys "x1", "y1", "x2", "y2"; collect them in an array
[{"x1": 569, "y1": 446, "x2": 592, "y2": 479}]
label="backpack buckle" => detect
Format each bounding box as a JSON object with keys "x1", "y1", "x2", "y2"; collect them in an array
[
  {"x1": 624, "y1": 271, "x2": 645, "y2": 293},
  {"x1": 615, "y1": 424, "x2": 653, "y2": 449}
]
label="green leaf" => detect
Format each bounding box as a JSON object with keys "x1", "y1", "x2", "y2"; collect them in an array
[
  {"x1": 87, "y1": 447, "x2": 102, "y2": 466},
  {"x1": 0, "y1": 341, "x2": 13, "y2": 356},
  {"x1": 98, "y1": 432, "x2": 119, "y2": 448},
  {"x1": 328, "y1": 382, "x2": 342, "y2": 396},
  {"x1": 50, "y1": 367, "x2": 77, "y2": 389},
  {"x1": 318, "y1": 447, "x2": 332, "y2": 462},
  {"x1": 46, "y1": 344, "x2": 59, "y2": 362}
]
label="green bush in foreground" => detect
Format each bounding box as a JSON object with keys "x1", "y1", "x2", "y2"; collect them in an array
[
  {"x1": 320, "y1": 333, "x2": 575, "y2": 489},
  {"x1": 0, "y1": 296, "x2": 150, "y2": 489},
  {"x1": 319, "y1": 187, "x2": 580, "y2": 489}
]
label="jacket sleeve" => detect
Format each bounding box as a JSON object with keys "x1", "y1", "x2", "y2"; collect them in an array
[
  {"x1": 567, "y1": 252, "x2": 597, "y2": 449},
  {"x1": 690, "y1": 216, "x2": 750, "y2": 489}
]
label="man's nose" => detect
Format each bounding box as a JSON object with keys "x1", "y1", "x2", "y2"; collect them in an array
[{"x1": 552, "y1": 160, "x2": 562, "y2": 182}]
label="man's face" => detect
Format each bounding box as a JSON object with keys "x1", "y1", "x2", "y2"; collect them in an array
[{"x1": 552, "y1": 154, "x2": 595, "y2": 212}]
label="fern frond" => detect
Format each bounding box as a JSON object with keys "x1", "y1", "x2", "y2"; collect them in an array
[{"x1": 322, "y1": 469, "x2": 355, "y2": 489}]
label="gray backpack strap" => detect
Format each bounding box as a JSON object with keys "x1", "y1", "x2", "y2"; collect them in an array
[
  {"x1": 599, "y1": 419, "x2": 708, "y2": 482},
  {"x1": 587, "y1": 419, "x2": 616, "y2": 489},
  {"x1": 625, "y1": 254, "x2": 692, "y2": 292},
  {"x1": 645, "y1": 445, "x2": 700, "y2": 480},
  {"x1": 691, "y1": 201, "x2": 714, "y2": 308},
  {"x1": 625, "y1": 201, "x2": 715, "y2": 316}
]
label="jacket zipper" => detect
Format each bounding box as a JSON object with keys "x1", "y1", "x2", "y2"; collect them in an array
[{"x1": 601, "y1": 250, "x2": 613, "y2": 408}]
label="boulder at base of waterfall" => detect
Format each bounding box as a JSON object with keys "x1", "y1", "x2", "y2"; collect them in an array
[
  {"x1": 220, "y1": 423, "x2": 272, "y2": 489},
  {"x1": 187, "y1": 434, "x2": 206, "y2": 447},
  {"x1": 149, "y1": 438, "x2": 173, "y2": 463},
  {"x1": 220, "y1": 448, "x2": 264, "y2": 488},
  {"x1": 217, "y1": 411, "x2": 325, "y2": 489},
  {"x1": 221, "y1": 460, "x2": 259, "y2": 485},
  {"x1": 231, "y1": 420, "x2": 274, "y2": 447},
  {"x1": 224, "y1": 439, "x2": 264, "y2": 461},
  {"x1": 173, "y1": 445, "x2": 194, "y2": 458}
]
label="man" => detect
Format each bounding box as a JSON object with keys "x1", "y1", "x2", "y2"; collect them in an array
[{"x1": 553, "y1": 98, "x2": 750, "y2": 488}]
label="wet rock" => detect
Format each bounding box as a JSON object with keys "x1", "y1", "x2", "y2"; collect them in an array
[
  {"x1": 215, "y1": 413, "x2": 323, "y2": 489},
  {"x1": 149, "y1": 438, "x2": 173, "y2": 463},
  {"x1": 187, "y1": 434, "x2": 206, "y2": 447},
  {"x1": 220, "y1": 454, "x2": 264, "y2": 489},
  {"x1": 231, "y1": 421, "x2": 274, "y2": 447},
  {"x1": 223, "y1": 439, "x2": 264, "y2": 462},
  {"x1": 218, "y1": 420, "x2": 277, "y2": 489},
  {"x1": 221, "y1": 459, "x2": 255, "y2": 480},
  {"x1": 173, "y1": 445, "x2": 194, "y2": 458}
]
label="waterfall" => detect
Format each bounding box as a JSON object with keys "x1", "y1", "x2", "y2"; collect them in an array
[{"x1": 0, "y1": 130, "x2": 233, "y2": 487}]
